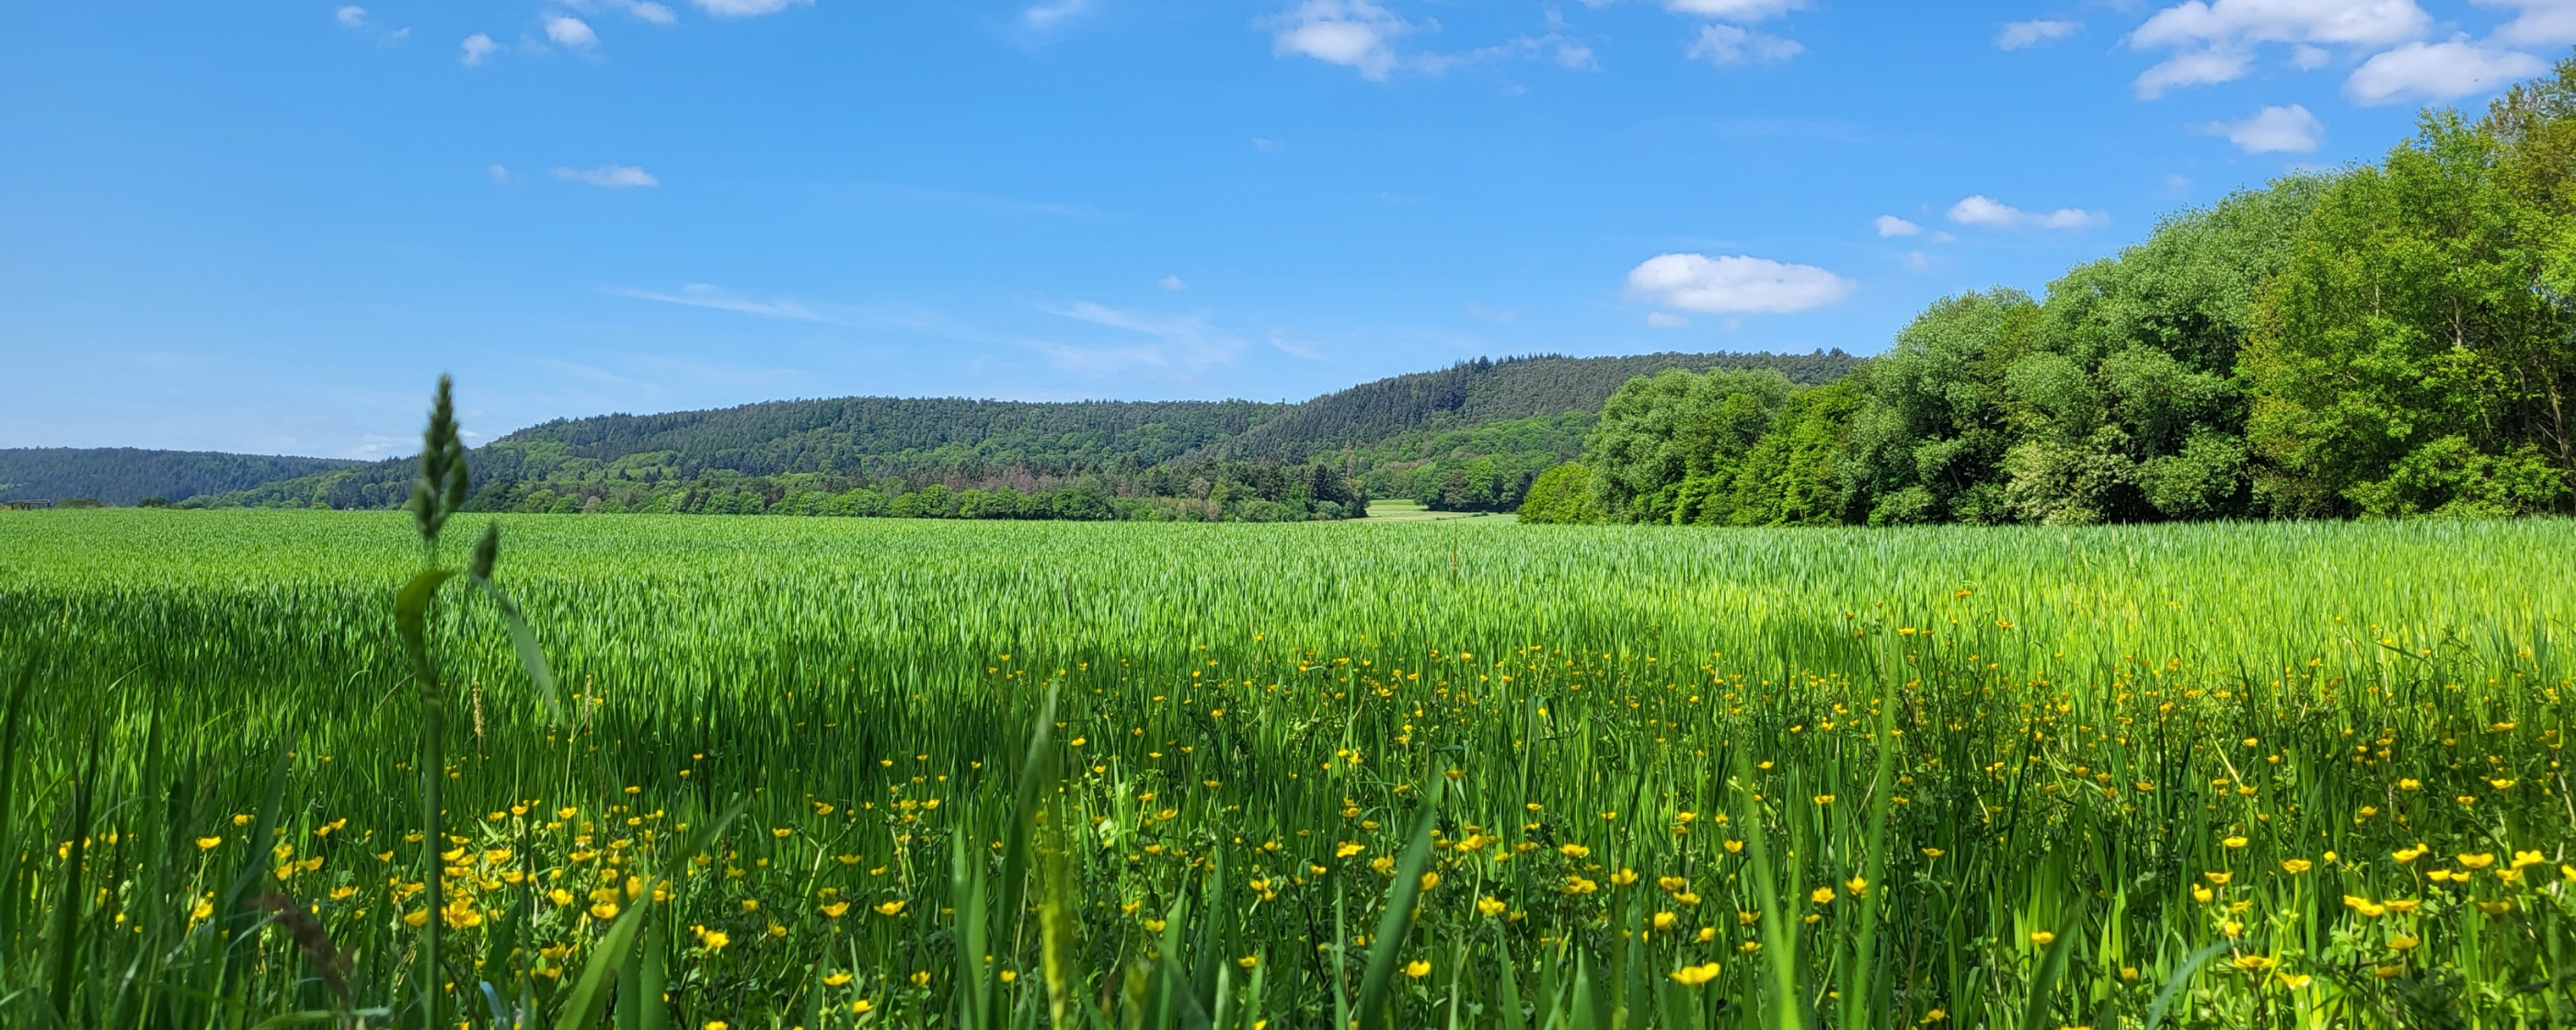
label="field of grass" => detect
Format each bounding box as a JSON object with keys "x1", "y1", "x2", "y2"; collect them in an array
[
  {"x1": 2, "y1": 509, "x2": 2571, "y2": 1029},
  {"x1": 1359, "y1": 500, "x2": 1515, "y2": 522}
]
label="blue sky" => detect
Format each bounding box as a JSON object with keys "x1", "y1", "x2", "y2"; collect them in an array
[{"x1": 5, "y1": 0, "x2": 2571, "y2": 457}]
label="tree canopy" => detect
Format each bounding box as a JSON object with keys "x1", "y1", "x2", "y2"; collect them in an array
[{"x1": 1534, "y1": 54, "x2": 2576, "y2": 527}]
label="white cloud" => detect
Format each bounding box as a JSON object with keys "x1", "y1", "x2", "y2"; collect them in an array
[
  {"x1": 1159, "y1": 275, "x2": 1188, "y2": 291},
  {"x1": 459, "y1": 32, "x2": 499, "y2": 64},
  {"x1": 1662, "y1": 0, "x2": 1802, "y2": 19},
  {"x1": 2133, "y1": 0, "x2": 2430, "y2": 50},
  {"x1": 1948, "y1": 194, "x2": 2107, "y2": 229},
  {"x1": 1685, "y1": 23, "x2": 1802, "y2": 65},
  {"x1": 620, "y1": 284, "x2": 822, "y2": 320},
  {"x1": 1996, "y1": 18, "x2": 2077, "y2": 49},
  {"x1": 2203, "y1": 103, "x2": 2324, "y2": 152},
  {"x1": 335, "y1": 6, "x2": 368, "y2": 28},
  {"x1": 1263, "y1": 0, "x2": 1410, "y2": 80},
  {"x1": 488, "y1": 164, "x2": 513, "y2": 183},
  {"x1": 1023, "y1": 0, "x2": 1092, "y2": 30},
  {"x1": 2482, "y1": 0, "x2": 2576, "y2": 46},
  {"x1": 1625, "y1": 253, "x2": 1855, "y2": 314},
  {"x1": 694, "y1": 0, "x2": 813, "y2": 16},
  {"x1": 544, "y1": 16, "x2": 598, "y2": 48},
  {"x1": 2133, "y1": 48, "x2": 2256, "y2": 97},
  {"x1": 2346, "y1": 40, "x2": 2547, "y2": 103},
  {"x1": 1904, "y1": 250, "x2": 1931, "y2": 269},
  {"x1": 1874, "y1": 214, "x2": 1921, "y2": 237},
  {"x1": 1645, "y1": 311, "x2": 1689, "y2": 327},
  {"x1": 2289, "y1": 42, "x2": 2332, "y2": 66},
  {"x1": 1252, "y1": 136, "x2": 1284, "y2": 151},
  {"x1": 626, "y1": 1, "x2": 678, "y2": 25},
  {"x1": 553, "y1": 164, "x2": 659, "y2": 188},
  {"x1": 2128, "y1": 0, "x2": 2433, "y2": 96}
]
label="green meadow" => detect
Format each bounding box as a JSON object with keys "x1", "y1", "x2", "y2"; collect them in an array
[{"x1": 2, "y1": 508, "x2": 2570, "y2": 1028}]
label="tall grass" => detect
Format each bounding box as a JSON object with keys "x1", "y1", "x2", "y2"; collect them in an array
[{"x1": 0, "y1": 505, "x2": 2570, "y2": 1027}]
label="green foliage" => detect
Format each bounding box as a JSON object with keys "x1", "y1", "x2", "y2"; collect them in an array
[
  {"x1": 1214, "y1": 351, "x2": 1857, "y2": 461},
  {"x1": 1561, "y1": 55, "x2": 2576, "y2": 529},
  {"x1": 186, "y1": 353, "x2": 1852, "y2": 521},
  {"x1": 1725, "y1": 380, "x2": 1863, "y2": 526},
  {"x1": 1584, "y1": 369, "x2": 1795, "y2": 524},
  {"x1": 1844, "y1": 289, "x2": 2041, "y2": 525},
  {"x1": 1514, "y1": 462, "x2": 1604, "y2": 523},
  {"x1": 2246, "y1": 109, "x2": 2576, "y2": 517},
  {"x1": 1350, "y1": 414, "x2": 1594, "y2": 512},
  {"x1": 0, "y1": 448, "x2": 360, "y2": 506},
  {"x1": 1836, "y1": 183, "x2": 2325, "y2": 526}
]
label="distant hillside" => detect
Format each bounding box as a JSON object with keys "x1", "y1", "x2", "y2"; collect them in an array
[
  {"x1": 27, "y1": 349, "x2": 1865, "y2": 516},
  {"x1": 1209, "y1": 350, "x2": 1857, "y2": 460},
  {"x1": 0, "y1": 448, "x2": 362, "y2": 506},
  {"x1": 224, "y1": 397, "x2": 1285, "y2": 510}
]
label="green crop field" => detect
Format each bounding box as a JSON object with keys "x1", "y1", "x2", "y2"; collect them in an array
[{"x1": 3, "y1": 508, "x2": 2571, "y2": 1029}]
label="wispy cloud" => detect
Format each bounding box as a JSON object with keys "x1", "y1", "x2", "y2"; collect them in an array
[
  {"x1": 694, "y1": 0, "x2": 813, "y2": 16},
  {"x1": 1995, "y1": 18, "x2": 2076, "y2": 49},
  {"x1": 2127, "y1": 0, "x2": 2431, "y2": 97},
  {"x1": 1663, "y1": 0, "x2": 1802, "y2": 19},
  {"x1": 1874, "y1": 214, "x2": 1921, "y2": 237},
  {"x1": 553, "y1": 164, "x2": 659, "y2": 188},
  {"x1": 460, "y1": 32, "x2": 499, "y2": 64},
  {"x1": 617, "y1": 284, "x2": 822, "y2": 320},
  {"x1": 2202, "y1": 103, "x2": 2324, "y2": 153},
  {"x1": 544, "y1": 16, "x2": 598, "y2": 49},
  {"x1": 2346, "y1": 40, "x2": 2547, "y2": 104},
  {"x1": 1948, "y1": 194, "x2": 2106, "y2": 230},
  {"x1": 1262, "y1": 0, "x2": 1412, "y2": 80},
  {"x1": 1022, "y1": 0, "x2": 1093, "y2": 31},
  {"x1": 1685, "y1": 23, "x2": 1802, "y2": 65},
  {"x1": 334, "y1": 6, "x2": 411, "y2": 44},
  {"x1": 557, "y1": 0, "x2": 678, "y2": 24},
  {"x1": 1259, "y1": 1, "x2": 1594, "y2": 80},
  {"x1": 1042, "y1": 302, "x2": 1248, "y2": 372}
]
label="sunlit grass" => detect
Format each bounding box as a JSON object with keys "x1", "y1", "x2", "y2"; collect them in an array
[{"x1": 0, "y1": 509, "x2": 2569, "y2": 1028}]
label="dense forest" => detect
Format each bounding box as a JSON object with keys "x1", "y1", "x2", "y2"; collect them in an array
[
  {"x1": 1208, "y1": 350, "x2": 1854, "y2": 461},
  {"x1": 20, "y1": 351, "x2": 1819, "y2": 521},
  {"x1": 1294, "y1": 352, "x2": 1857, "y2": 512},
  {"x1": 1527, "y1": 59, "x2": 2576, "y2": 526},
  {"x1": 0, "y1": 448, "x2": 362, "y2": 507}
]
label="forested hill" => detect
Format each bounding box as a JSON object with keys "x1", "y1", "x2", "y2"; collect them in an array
[
  {"x1": 0, "y1": 448, "x2": 362, "y2": 506},
  {"x1": 502, "y1": 396, "x2": 1281, "y2": 477},
  {"x1": 216, "y1": 396, "x2": 1289, "y2": 511},
  {"x1": 172, "y1": 349, "x2": 1839, "y2": 514},
  {"x1": 1206, "y1": 350, "x2": 1856, "y2": 460}
]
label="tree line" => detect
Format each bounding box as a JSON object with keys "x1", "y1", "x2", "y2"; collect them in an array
[
  {"x1": 386, "y1": 457, "x2": 1369, "y2": 523},
  {"x1": 1527, "y1": 59, "x2": 2576, "y2": 526}
]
